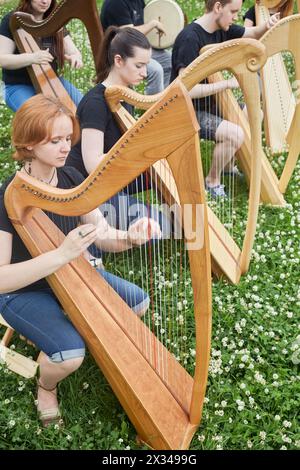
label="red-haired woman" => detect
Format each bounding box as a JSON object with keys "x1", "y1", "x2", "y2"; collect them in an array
[
  {"x1": 0, "y1": 94, "x2": 160, "y2": 426},
  {"x1": 0, "y1": 0, "x2": 83, "y2": 111}
]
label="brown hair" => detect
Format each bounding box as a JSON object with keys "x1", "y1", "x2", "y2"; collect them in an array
[
  {"x1": 12, "y1": 94, "x2": 80, "y2": 161},
  {"x1": 96, "y1": 26, "x2": 151, "y2": 83},
  {"x1": 205, "y1": 0, "x2": 233, "y2": 12},
  {"x1": 15, "y1": 1, "x2": 64, "y2": 68}
]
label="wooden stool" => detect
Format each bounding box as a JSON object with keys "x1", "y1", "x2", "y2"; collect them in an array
[{"x1": 0, "y1": 314, "x2": 38, "y2": 378}]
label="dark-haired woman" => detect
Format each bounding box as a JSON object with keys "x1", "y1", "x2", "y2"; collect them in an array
[
  {"x1": 0, "y1": 0, "x2": 83, "y2": 111},
  {"x1": 67, "y1": 26, "x2": 168, "y2": 232},
  {"x1": 0, "y1": 94, "x2": 160, "y2": 426}
]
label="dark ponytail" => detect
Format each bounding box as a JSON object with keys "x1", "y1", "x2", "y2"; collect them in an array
[{"x1": 96, "y1": 26, "x2": 151, "y2": 83}]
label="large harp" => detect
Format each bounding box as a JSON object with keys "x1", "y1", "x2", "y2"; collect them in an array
[
  {"x1": 4, "y1": 82, "x2": 212, "y2": 450},
  {"x1": 105, "y1": 39, "x2": 265, "y2": 284},
  {"x1": 259, "y1": 13, "x2": 300, "y2": 193},
  {"x1": 255, "y1": 1, "x2": 295, "y2": 154},
  {"x1": 9, "y1": 0, "x2": 103, "y2": 112}
]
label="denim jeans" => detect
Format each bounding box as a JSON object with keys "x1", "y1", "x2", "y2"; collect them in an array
[
  {"x1": 146, "y1": 48, "x2": 172, "y2": 95},
  {"x1": 0, "y1": 269, "x2": 149, "y2": 362},
  {"x1": 4, "y1": 77, "x2": 83, "y2": 112}
]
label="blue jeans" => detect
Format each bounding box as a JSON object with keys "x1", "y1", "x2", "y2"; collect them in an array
[
  {"x1": 146, "y1": 48, "x2": 172, "y2": 94},
  {"x1": 0, "y1": 269, "x2": 149, "y2": 363},
  {"x1": 4, "y1": 78, "x2": 83, "y2": 112}
]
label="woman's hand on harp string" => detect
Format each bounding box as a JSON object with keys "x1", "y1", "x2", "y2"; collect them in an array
[
  {"x1": 57, "y1": 224, "x2": 98, "y2": 264},
  {"x1": 226, "y1": 77, "x2": 240, "y2": 90},
  {"x1": 266, "y1": 12, "x2": 280, "y2": 30},
  {"x1": 127, "y1": 217, "x2": 162, "y2": 246},
  {"x1": 65, "y1": 53, "x2": 83, "y2": 69},
  {"x1": 32, "y1": 48, "x2": 54, "y2": 65}
]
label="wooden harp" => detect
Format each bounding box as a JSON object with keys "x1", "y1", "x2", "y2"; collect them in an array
[
  {"x1": 105, "y1": 39, "x2": 265, "y2": 284},
  {"x1": 9, "y1": 0, "x2": 103, "y2": 112},
  {"x1": 4, "y1": 82, "x2": 212, "y2": 450},
  {"x1": 259, "y1": 13, "x2": 300, "y2": 193}
]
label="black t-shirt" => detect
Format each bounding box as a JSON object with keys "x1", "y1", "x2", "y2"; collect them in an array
[
  {"x1": 170, "y1": 21, "x2": 245, "y2": 111},
  {"x1": 243, "y1": 6, "x2": 256, "y2": 26},
  {"x1": 0, "y1": 166, "x2": 85, "y2": 294},
  {"x1": 67, "y1": 83, "x2": 132, "y2": 179},
  {"x1": 0, "y1": 11, "x2": 67, "y2": 85},
  {"x1": 100, "y1": 0, "x2": 145, "y2": 30}
]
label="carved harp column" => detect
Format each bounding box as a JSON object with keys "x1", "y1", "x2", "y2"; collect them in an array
[
  {"x1": 9, "y1": 0, "x2": 103, "y2": 112},
  {"x1": 259, "y1": 14, "x2": 300, "y2": 193},
  {"x1": 105, "y1": 39, "x2": 266, "y2": 283},
  {"x1": 5, "y1": 82, "x2": 212, "y2": 450}
]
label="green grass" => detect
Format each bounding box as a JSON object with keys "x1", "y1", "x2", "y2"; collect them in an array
[{"x1": 0, "y1": 0, "x2": 299, "y2": 451}]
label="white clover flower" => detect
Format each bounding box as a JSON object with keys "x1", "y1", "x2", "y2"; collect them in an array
[
  {"x1": 283, "y1": 420, "x2": 292, "y2": 428},
  {"x1": 197, "y1": 434, "x2": 205, "y2": 442},
  {"x1": 247, "y1": 440, "x2": 253, "y2": 448},
  {"x1": 259, "y1": 431, "x2": 266, "y2": 441},
  {"x1": 8, "y1": 420, "x2": 15, "y2": 428},
  {"x1": 274, "y1": 415, "x2": 281, "y2": 421}
]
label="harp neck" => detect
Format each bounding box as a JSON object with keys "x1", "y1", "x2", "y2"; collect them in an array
[{"x1": 5, "y1": 82, "x2": 199, "y2": 223}]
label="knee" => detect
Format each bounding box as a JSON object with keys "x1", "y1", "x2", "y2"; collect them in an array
[
  {"x1": 59, "y1": 355, "x2": 85, "y2": 374},
  {"x1": 133, "y1": 296, "x2": 150, "y2": 318},
  {"x1": 227, "y1": 125, "x2": 244, "y2": 149}
]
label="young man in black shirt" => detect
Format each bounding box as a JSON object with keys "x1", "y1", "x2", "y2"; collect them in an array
[
  {"x1": 171, "y1": 0, "x2": 279, "y2": 198},
  {"x1": 100, "y1": 0, "x2": 171, "y2": 94}
]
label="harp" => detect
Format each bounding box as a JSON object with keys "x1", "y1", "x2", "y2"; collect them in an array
[
  {"x1": 259, "y1": 13, "x2": 300, "y2": 193},
  {"x1": 4, "y1": 82, "x2": 212, "y2": 450},
  {"x1": 9, "y1": 0, "x2": 103, "y2": 111},
  {"x1": 105, "y1": 39, "x2": 265, "y2": 284},
  {"x1": 255, "y1": 1, "x2": 295, "y2": 154}
]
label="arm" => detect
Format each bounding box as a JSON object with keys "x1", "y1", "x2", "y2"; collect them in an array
[
  {"x1": 0, "y1": 34, "x2": 53, "y2": 69},
  {"x1": 0, "y1": 225, "x2": 97, "y2": 294},
  {"x1": 81, "y1": 128, "x2": 106, "y2": 175},
  {"x1": 243, "y1": 12, "x2": 280, "y2": 39},
  {"x1": 178, "y1": 67, "x2": 239, "y2": 99},
  {"x1": 244, "y1": 18, "x2": 254, "y2": 27},
  {"x1": 63, "y1": 35, "x2": 83, "y2": 69},
  {"x1": 82, "y1": 210, "x2": 161, "y2": 253},
  {"x1": 122, "y1": 20, "x2": 166, "y2": 36}
]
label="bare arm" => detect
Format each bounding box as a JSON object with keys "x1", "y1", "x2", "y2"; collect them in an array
[
  {"x1": 82, "y1": 210, "x2": 161, "y2": 253},
  {"x1": 0, "y1": 225, "x2": 97, "y2": 294},
  {"x1": 81, "y1": 128, "x2": 106, "y2": 175},
  {"x1": 243, "y1": 12, "x2": 280, "y2": 39},
  {"x1": 63, "y1": 35, "x2": 83, "y2": 69},
  {"x1": 120, "y1": 20, "x2": 166, "y2": 36},
  {"x1": 244, "y1": 18, "x2": 254, "y2": 27},
  {"x1": 0, "y1": 34, "x2": 53, "y2": 69},
  {"x1": 178, "y1": 67, "x2": 239, "y2": 99}
]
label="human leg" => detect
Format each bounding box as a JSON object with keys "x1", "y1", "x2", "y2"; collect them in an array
[
  {"x1": 0, "y1": 290, "x2": 85, "y2": 421},
  {"x1": 146, "y1": 58, "x2": 164, "y2": 94},
  {"x1": 151, "y1": 48, "x2": 172, "y2": 88},
  {"x1": 97, "y1": 269, "x2": 150, "y2": 317},
  {"x1": 4, "y1": 84, "x2": 36, "y2": 112},
  {"x1": 59, "y1": 77, "x2": 83, "y2": 106}
]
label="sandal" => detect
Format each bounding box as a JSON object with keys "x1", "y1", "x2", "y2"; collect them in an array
[{"x1": 36, "y1": 379, "x2": 62, "y2": 427}]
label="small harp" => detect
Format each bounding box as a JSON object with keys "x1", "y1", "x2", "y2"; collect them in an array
[
  {"x1": 105, "y1": 39, "x2": 265, "y2": 284},
  {"x1": 259, "y1": 13, "x2": 300, "y2": 193},
  {"x1": 4, "y1": 82, "x2": 212, "y2": 450},
  {"x1": 9, "y1": 0, "x2": 103, "y2": 111}
]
